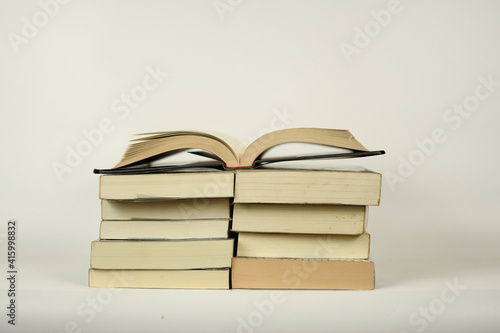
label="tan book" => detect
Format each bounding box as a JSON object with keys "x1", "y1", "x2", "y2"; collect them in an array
[
  {"x1": 234, "y1": 169, "x2": 381, "y2": 205},
  {"x1": 236, "y1": 233, "x2": 370, "y2": 260},
  {"x1": 89, "y1": 269, "x2": 230, "y2": 289},
  {"x1": 231, "y1": 257, "x2": 374, "y2": 290},
  {"x1": 99, "y1": 171, "x2": 234, "y2": 200},
  {"x1": 90, "y1": 239, "x2": 234, "y2": 269},
  {"x1": 101, "y1": 198, "x2": 231, "y2": 220},
  {"x1": 110, "y1": 128, "x2": 371, "y2": 169},
  {"x1": 232, "y1": 203, "x2": 366, "y2": 235},
  {"x1": 99, "y1": 219, "x2": 230, "y2": 240}
]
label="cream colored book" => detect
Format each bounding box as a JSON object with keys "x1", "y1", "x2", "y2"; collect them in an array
[
  {"x1": 99, "y1": 219, "x2": 229, "y2": 240},
  {"x1": 89, "y1": 269, "x2": 230, "y2": 289},
  {"x1": 99, "y1": 171, "x2": 234, "y2": 200},
  {"x1": 101, "y1": 198, "x2": 231, "y2": 220},
  {"x1": 110, "y1": 128, "x2": 372, "y2": 169},
  {"x1": 234, "y1": 169, "x2": 381, "y2": 205},
  {"x1": 90, "y1": 239, "x2": 234, "y2": 269},
  {"x1": 232, "y1": 203, "x2": 366, "y2": 235},
  {"x1": 232, "y1": 258, "x2": 374, "y2": 290},
  {"x1": 236, "y1": 232, "x2": 370, "y2": 260}
]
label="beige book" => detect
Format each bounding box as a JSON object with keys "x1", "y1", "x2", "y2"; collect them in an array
[
  {"x1": 101, "y1": 198, "x2": 231, "y2": 220},
  {"x1": 234, "y1": 169, "x2": 381, "y2": 205},
  {"x1": 99, "y1": 219, "x2": 229, "y2": 240},
  {"x1": 99, "y1": 171, "x2": 234, "y2": 200},
  {"x1": 236, "y1": 232, "x2": 370, "y2": 260},
  {"x1": 231, "y1": 258, "x2": 374, "y2": 290},
  {"x1": 90, "y1": 239, "x2": 234, "y2": 269},
  {"x1": 112, "y1": 128, "x2": 369, "y2": 169},
  {"x1": 232, "y1": 203, "x2": 366, "y2": 235},
  {"x1": 89, "y1": 269, "x2": 230, "y2": 289}
]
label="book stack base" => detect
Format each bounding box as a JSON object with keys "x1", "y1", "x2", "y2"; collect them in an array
[
  {"x1": 232, "y1": 258, "x2": 374, "y2": 290},
  {"x1": 89, "y1": 269, "x2": 231, "y2": 289},
  {"x1": 88, "y1": 172, "x2": 235, "y2": 289},
  {"x1": 230, "y1": 169, "x2": 381, "y2": 290}
]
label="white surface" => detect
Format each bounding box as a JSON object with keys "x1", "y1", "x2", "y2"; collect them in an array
[{"x1": 1, "y1": 0, "x2": 500, "y2": 332}]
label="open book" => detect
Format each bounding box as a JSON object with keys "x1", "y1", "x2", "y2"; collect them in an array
[{"x1": 94, "y1": 128, "x2": 384, "y2": 174}]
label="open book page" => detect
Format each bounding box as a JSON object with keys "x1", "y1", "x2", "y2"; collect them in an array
[
  {"x1": 106, "y1": 128, "x2": 383, "y2": 171},
  {"x1": 113, "y1": 131, "x2": 241, "y2": 169},
  {"x1": 239, "y1": 128, "x2": 369, "y2": 166},
  {"x1": 132, "y1": 131, "x2": 239, "y2": 152}
]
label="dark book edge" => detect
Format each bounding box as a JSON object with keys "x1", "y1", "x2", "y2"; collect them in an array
[{"x1": 93, "y1": 150, "x2": 385, "y2": 175}]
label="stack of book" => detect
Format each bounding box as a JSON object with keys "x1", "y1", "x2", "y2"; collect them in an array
[
  {"x1": 89, "y1": 128, "x2": 384, "y2": 290},
  {"x1": 231, "y1": 168, "x2": 381, "y2": 290},
  {"x1": 88, "y1": 171, "x2": 235, "y2": 289}
]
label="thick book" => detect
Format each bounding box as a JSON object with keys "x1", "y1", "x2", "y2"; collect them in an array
[
  {"x1": 90, "y1": 239, "x2": 234, "y2": 269},
  {"x1": 99, "y1": 219, "x2": 230, "y2": 240},
  {"x1": 231, "y1": 258, "x2": 374, "y2": 290},
  {"x1": 101, "y1": 198, "x2": 231, "y2": 220},
  {"x1": 236, "y1": 232, "x2": 370, "y2": 260},
  {"x1": 234, "y1": 168, "x2": 381, "y2": 205},
  {"x1": 232, "y1": 203, "x2": 366, "y2": 235},
  {"x1": 88, "y1": 269, "x2": 230, "y2": 289},
  {"x1": 99, "y1": 171, "x2": 234, "y2": 200},
  {"x1": 94, "y1": 128, "x2": 384, "y2": 173}
]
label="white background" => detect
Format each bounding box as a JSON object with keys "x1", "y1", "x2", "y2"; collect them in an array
[{"x1": 1, "y1": 0, "x2": 500, "y2": 332}]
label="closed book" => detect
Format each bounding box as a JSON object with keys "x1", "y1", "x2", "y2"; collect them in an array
[
  {"x1": 90, "y1": 239, "x2": 234, "y2": 269},
  {"x1": 236, "y1": 232, "x2": 370, "y2": 260},
  {"x1": 99, "y1": 219, "x2": 230, "y2": 240},
  {"x1": 89, "y1": 269, "x2": 230, "y2": 289},
  {"x1": 234, "y1": 169, "x2": 381, "y2": 205},
  {"x1": 99, "y1": 171, "x2": 234, "y2": 200},
  {"x1": 101, "y1": 198, "x2": 231, "y2": 220},
  {"x1": 232, "y1": 203, "x2": 366, "y2": 235},
  {"x1": 231, "y1": 257, "x2": 374, "y2": 290}
]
